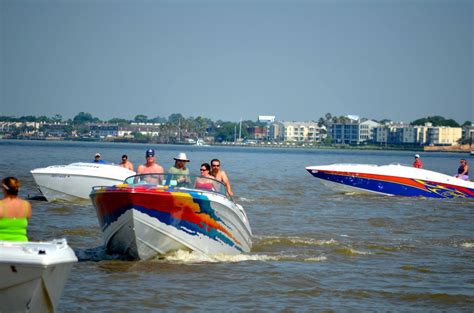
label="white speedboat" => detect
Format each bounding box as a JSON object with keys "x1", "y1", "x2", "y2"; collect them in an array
[
  {"x1": 90, "y1": 173, "x2": 252, "y2": 260},
  {"x1": 0, "y1": 239, "x2": 77, "y2": 312},
  {"x1": 306, "y1": 163, "x2": 474, "y2": 198},
  {"x1": 31, "y1": 162, "x2": 135, "y2": 201}
]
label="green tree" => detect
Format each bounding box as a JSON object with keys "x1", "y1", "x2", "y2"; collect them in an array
[
  {"x1": 73, "y1": 112, "x2": 99, "y2": 124},
  {"x1": 108, "y1": 118, "x2": 130, "y2": 126},
  {"x1": 411, "y1": 116, "x2": 460, "y2": 127},
  {"x1": 214, "y1": 122, "x2": 238, "y2": 142},
  {"x1": 168, "y1": 113, "x2": 184, "y2": 125},
  {"x1": 51, "y1": 114, "x2": 62, "y2": 123},
  {"x1": 134, "y1": 115, "x2": 148, "y2": 123}
]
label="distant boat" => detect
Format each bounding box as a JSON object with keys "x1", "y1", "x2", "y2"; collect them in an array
[
  {"x1": 306, "y1": 163, "x2": 474, "y2": 198},
  {"x1": 195, "y1": 139, "x2": 210, "y2": 146},
  {"x1": 470, "y1": 150, "x2": 474, "y2": 156},
  {"x1": 31, "y1": 163, "x2": 135, "y2": 201}
]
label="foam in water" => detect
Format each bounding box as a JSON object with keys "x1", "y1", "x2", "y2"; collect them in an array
[
  {"x1": 157, "y1": 250, "x2": 278, "y2": 263},
  {"x1": 460, "y1": 242, "x2": 474, "y2": 248},
  {"x1": 256, "y1": 235, "x2": 338, "y2": 247}
]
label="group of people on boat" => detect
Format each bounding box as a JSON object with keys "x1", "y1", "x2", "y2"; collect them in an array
[
  {"x1": 101, "y1": 148, "x2": 234, "y2": 196},
  {"x1": 136, "y1": 148, "x2": 233, "y2": 196},
  {"x1": 412, "y1": 154, "x2": 470, "y2": 181}
]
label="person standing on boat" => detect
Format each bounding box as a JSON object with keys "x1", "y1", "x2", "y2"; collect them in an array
[
  {"x1": 93, "y1": 153, "x2": 106, "y2": 164},
  {"x1": 0, "y1": 177, "x2": 32, "y2": 242},
  {"x1": 210, "y1": 158, "x2": 234, "y2": 197},
  {"x1": 137, "y1": 148, "x2": 164, "y2": 174},
  {"x1": 119, "y1": 154, "x2": 134, "y2": 171},
  {"x1": 168, "y1": 153, "x2": 191, "y2": 185},
  {"x1": 413, "y1": 154, "x2": 423, "y2": 169},
  {"x1": 455, "y1": 159, "x2": 469, "y2": 181}
]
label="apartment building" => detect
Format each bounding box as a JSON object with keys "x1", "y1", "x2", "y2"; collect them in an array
[
  {"x1": 268, "y1": 121, "x2": 324, "y2": 142},
  {"x1": 426, "y1": 126, "x2": 462, "y2": 145},
  {"x1": 329, "y1": 119, "x2": 380, "y2": 144},
  {"x1": 375, "y1": 124, "x2": 417, "y2": 145},
  {"x1": 118, "y1": 123, "x2": 161, "y2": 137},
  {"x1": 375, "y1": 122, "x2": 462, "y2": 146}
]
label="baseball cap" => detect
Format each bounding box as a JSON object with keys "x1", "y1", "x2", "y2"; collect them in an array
[
  {"x1": 415, "y1": 154, "x2": 420, "y2": 158},
  {"x1": 146, "y1": 148, "x2": 155, "y2": 157},
  {"x1": 95, "y1": 153, "x2": 101, "y2": 157}
]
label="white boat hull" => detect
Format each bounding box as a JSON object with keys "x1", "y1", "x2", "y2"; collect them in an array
[
  {"x1": 91, "y1": 180, "x2": 253, "y2": 260},
  {"x1": 31, "y1": 163, "x2": 135, "y2": 201},
  {"x1": 0, "y1": 239, "x2": 77, "y2": 312}
]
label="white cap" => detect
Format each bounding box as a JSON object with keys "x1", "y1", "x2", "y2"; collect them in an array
[
  {"x1": 173, "y1": 152, "x2": 190, "y2": 162},
  {"x1": 415, "y1": 154, "x2": 420, "y2": 158},
  {"x1": 95, "y1": 153, "x2": 101, "y2": 157}
]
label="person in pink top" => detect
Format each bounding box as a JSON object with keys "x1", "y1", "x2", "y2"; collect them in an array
[{"x1": 413, "y1": 154, "x2": 423, "y2": 169}]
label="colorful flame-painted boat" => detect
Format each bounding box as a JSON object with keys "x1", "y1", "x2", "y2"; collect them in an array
[
  {"x1": 306, "y1": 164, "x2": 474, "y2": 198},
  {"x1": 90, "y1": 173, "x2": 252, "y2": 260}
]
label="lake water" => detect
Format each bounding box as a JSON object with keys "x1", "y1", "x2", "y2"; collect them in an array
[{"x1": 1, "y1": 140, "x2": 473, "y2": 311}]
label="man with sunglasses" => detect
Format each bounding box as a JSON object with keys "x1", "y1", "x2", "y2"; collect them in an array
[
  {"x1": 119, "y1": 154, "x2": 134, "y2": 171},
  {"x1": 137, "y1": 148, "x2": 164, "y2": 175},
  {"x1": 168, "y1": 152, "x2": 191, "y2": 186},
  {"x1": 210, "y1": 158, "x2": 233, "y2": 197}
]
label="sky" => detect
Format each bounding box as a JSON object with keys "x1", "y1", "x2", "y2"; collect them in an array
[{"x1": 1, "y1": 0, "x2": 473, "y2": 124}]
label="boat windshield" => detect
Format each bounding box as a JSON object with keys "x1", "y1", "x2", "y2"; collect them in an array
[{"x1": 123, "y1": 173, "x2": 228, "y2": 197}]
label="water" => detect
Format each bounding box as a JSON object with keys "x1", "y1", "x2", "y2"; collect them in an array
[{"x1": 1, "y1": 140, "x2": 474, "y2": 311}]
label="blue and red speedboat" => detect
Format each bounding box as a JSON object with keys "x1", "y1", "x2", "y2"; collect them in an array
[{"x1": 306, "y1": 163, "x2": 474, "y2": 198}]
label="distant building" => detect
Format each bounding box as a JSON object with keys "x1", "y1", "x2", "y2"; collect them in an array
[
  {"x1": 247, "y1": 126, "x2": 267, "y2": 140},
  {"x1": 426, "y1": 126, "x2": 462, "y2": 145},
  {"x1": 462, "y1": 124, "x2": 474, "y2": 143},
  {"x1": 90, "y1": 124, "x2": 119, "y2": 138},
  {"x1": 375, "y1": 124, "x2": 416, "y2": 145},
  {"x1": 329, "y1": 119, "x2": 380, "y2": 144},
  {"x1": 374, "y1": 122, "x2": 462, "y2": 146},
  {"x1": 258, "y1": 115, "x2": 275, "y2": 123},
  {"x1": 280, "y1": 121, "x2": 324, "y2": 143},
  {"x1": 119, "y1": 123, "x2": 161, "y2": 137}
]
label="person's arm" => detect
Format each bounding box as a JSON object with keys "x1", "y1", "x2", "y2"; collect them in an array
[
  {"x1": 221, "y1": 171, "x2": 233, "y2": 197},
  {"x1": 462, "y1": 165, "x2": 469, "y2": 175},
  {"x1": 25, "y1": 200, "x2": 32, "y2": 218}
]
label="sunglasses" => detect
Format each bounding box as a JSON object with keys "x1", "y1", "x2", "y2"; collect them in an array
[
  {"x1": 200, "y1": 168, "x2": 207, "y2": 171},
  {"x1": 211, "y1": 164, "x2": 220, "y2": 167}
]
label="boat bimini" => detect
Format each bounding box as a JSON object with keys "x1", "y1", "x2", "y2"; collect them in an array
[
  {"x1": 306, "y1": 163, "x2": 474, "y2": 198},
  {"x1": 0, "y1": 239, "x2": 77, "y2": 312},
  {"x1": 90, "y1": 173, "x2": 253, "y2": 260},
  {"x1": 31, "y1": 162, "x2": 136, "y2": 201}
]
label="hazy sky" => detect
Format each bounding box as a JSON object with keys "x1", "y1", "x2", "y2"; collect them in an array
[{"x1": 1, "y1": 0, "x2": 473, "y2": 123}]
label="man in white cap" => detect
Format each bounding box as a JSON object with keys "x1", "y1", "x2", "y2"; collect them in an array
[
  {"x1": 168, "y1": 152, "x2": 191, "y2": 185},
  {"x1": 93, "y1": 153, "x2": 105, "y2": 164},
  {"x1": 413, "y1": 154, "x2": 423, "y2": 169}
]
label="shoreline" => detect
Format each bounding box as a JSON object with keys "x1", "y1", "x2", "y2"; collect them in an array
[{"x1": 2, "y1": 137, "x2": 472, "y2": 154}]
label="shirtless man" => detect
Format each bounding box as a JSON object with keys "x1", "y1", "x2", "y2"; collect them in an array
[
  {"x1": 119, "y1": 154, "x2": 134, "y2": 171},
  {"x1": 210, "y1": 158, "x2": 233, "y2": 197},
  {"x1": 136, "y1": 148, "x2": 164, "y2": 183}
]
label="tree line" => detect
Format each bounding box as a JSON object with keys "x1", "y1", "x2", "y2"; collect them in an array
[{"x1": 1, "y1": 112, "x2": 471, "y2": 143}]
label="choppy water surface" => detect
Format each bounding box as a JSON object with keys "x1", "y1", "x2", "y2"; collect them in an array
[{"x1": 1, "y1": 140, "x2": 474, "y2": 311}]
